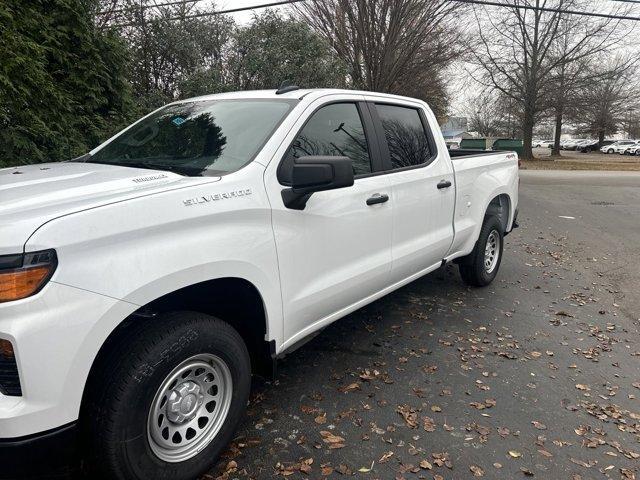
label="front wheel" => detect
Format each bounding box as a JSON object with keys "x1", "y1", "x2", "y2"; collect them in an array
[
  {"x1": 458, "y1": 216, "x2": 504, "y2": 287},
  {"x1": 607, "y1": 148, "x2": 614, "y2": 154},
  {"x1": 82, "y1": 312, "x2": 251, "y2": 480}
]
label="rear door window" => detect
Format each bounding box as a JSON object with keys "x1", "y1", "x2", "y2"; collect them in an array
[{"x1": 375, "y1": 104, "x2": 434, "y2": 169}]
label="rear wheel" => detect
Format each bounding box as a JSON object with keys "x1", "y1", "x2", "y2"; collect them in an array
[
  {"x1": 459, "y1": 216, "x2": 504, "y2": 287},
  {"x1": 83, "y1": 312, "x2": 251, "y2": 480}
]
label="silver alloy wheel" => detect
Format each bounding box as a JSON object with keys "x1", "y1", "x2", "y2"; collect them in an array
[
  {"x1": 484, "y1": 229, "x2": 500, "y2": 274},
  {"x1": 147, "y1": 353, "x2": 233, "y2": 463}
]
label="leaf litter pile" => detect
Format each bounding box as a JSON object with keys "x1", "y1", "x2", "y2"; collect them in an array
[{"x1": 206, "y1": 224, "x2": 640, "y2": 479}]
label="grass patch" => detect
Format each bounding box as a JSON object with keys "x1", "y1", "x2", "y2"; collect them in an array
[{"x1": 521, "y1": 159, "x2": 640, "y2": 171}]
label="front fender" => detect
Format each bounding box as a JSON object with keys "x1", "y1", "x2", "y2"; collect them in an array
[{"x1": 25, "y1": 163, "x2": 283, "y2": 347}]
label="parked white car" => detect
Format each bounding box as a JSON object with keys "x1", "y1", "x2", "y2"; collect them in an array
[
  {"x1": 533, "y1": 139, "x2": 552, "y2": 148},
  {"x1": 566, "y1": 139, "x2": 591, "y2": 151},
  {"x1": 0, "y1": 88, "x2": 519, "y2": 480},
  {"x1": 626, "y1": 144, "x2": 640, "y2": 156},
  {"x1": 601, "y1": 140, "x2": 637, "y2": 154},
  {"x1": 621, "y1": 140, "x2": 640, "y2": 155}
]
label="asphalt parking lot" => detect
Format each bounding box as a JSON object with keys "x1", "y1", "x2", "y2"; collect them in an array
[{"x1": 209, "y1": 170, "x2": 640, "y2": 480}]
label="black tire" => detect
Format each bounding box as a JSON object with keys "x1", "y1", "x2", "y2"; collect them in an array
[
  {"x1": 82, "y1": 311, "x2": 251, "y2": 480},
  {"x1": 458, "y1": 216, "x2": 504, "y2": 287}
]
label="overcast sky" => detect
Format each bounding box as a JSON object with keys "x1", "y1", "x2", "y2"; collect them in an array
[
  {"x1": 218, "y1": 0, "x2": 287, "y2": 23},
  {"x1": 213, "y1": 0, "x2": 638, "y2": 117}
]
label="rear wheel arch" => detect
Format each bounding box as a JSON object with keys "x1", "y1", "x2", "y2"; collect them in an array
[
  {"x1": 485, "y1": 193, "x2": 511, "y2": 233},
  {"x1": 458, "y1": 215, "x2": 504, "y2": 287}
]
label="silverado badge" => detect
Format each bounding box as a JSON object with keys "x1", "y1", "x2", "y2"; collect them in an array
[{"x1": 183, "y1": 188, "x2": 252, "y2": 206}]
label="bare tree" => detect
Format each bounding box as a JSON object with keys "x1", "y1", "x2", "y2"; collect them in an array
[
  {"x1": 466, "y1": 91, "x2": 503, "y2": 136},
  {"x1": 469, "y1": 0, "x2": 632, "y2": 160},
  {"x1": 294, "y1": 0, "x2": 466, "y2": 119},
  {"x1": 621, "y1": 108, "x2": 640, "y2": 139},
  {"x1": 466, "y1": 90, "x2": 523, "y2": 137},
  {"x1": 545, "y1": 11, "x2": 636, "y2": 156},
  {"x1": 571, "y1": 57, "x2": 639, "y2": 143}
]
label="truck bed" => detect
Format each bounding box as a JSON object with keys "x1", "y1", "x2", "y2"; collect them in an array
[
  {"x1": 448, "y1": 149, "x2": 511, "y2": 159},
  {"x1": 445, "y1": 149, "x2": 519, "y2": 261}
]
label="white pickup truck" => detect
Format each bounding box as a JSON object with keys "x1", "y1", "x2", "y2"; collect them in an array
[{"x1": 0, "y1": 88, "x2": 518, "y2": 479}]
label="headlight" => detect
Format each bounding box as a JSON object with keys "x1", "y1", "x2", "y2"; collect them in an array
[{"x1": 0, "y1": 250, "x2": 57, "y2": 303}]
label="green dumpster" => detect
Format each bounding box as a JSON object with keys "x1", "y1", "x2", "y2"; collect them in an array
[
  {"x1": 460, "y1": 138, "x2": 489, "y2": 150},
  {"x1": 492, "y1": 138, "x2": 524, "y2": 156}
]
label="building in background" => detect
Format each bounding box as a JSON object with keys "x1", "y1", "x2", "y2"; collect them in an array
[{"x1": 440, "y1": 117, "x2": 475, "y2": 148}]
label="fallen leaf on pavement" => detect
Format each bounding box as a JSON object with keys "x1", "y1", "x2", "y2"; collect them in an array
[
  {"x1": 397, "y1": 404, "x2": 419, "y2": 428},
  {"x1": 379, "y1": 451, "x2": 394, "y2": 463},
  {"x1": 339, "y1": 382, "x2": 361, "y2": 393},
  {"x1": 423, "y1": 416, "x2": 436, "y2": 432},
  {"x1": 470, "y1": 465, "x2": 484, "y2": 477},
  {"x1": 570, "y1": 458, "x2": 596, "y2": 468},
  {"x1": 320, "y1": 431, "x2": 345, "y2": 449}
]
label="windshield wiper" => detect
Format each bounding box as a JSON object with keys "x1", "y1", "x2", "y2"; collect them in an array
[
  {"x1": 69, "y1": 153, "x2": 92, "y2": 162},
  {"x1": 84, "y1": 159, "x2": 204, "y2": 177},
  {"x1": 127, "y1": 162, "x2": 192, "y2": 176}
]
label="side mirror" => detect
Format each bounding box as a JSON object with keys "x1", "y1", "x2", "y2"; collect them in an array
[{"x1": 282, "y1": 156, "x2": 354, "y2": 210}]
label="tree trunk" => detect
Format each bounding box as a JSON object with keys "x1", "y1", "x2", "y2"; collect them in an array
[
  {"x1": 598, "y1": 129, "x2": 605, "y2": 145},
  {"x1": 521, "y1": 111, "x2": 535, "y2": 161},
  {"x1": 551, "y1": 103, "x2": 564, "y2": 158}
]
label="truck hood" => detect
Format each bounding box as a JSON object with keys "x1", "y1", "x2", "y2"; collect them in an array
[{"x1": 0, "y1": 162, "x2": 218, "y2": 255}]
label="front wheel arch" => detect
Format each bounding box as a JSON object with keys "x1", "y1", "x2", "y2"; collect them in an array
[{"x1": 80, "y1": 311, "x2": 252, "y2": 479}]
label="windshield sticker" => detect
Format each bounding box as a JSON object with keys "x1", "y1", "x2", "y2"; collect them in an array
[{"x1": 172, "y1": 117, "x2": 186, "y2": 126}]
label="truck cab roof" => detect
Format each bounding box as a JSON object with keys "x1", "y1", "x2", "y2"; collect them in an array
[{"x1": 173, "y1": 88, "x2": 426, "y2": 105}]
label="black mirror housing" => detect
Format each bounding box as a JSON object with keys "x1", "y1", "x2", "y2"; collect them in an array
[
  {"x1": 291, "y1": 156, "x2": 354, "y2": 192},
  {"x1": 282, "y1": 156, "x2": 354, "y2": 210}
]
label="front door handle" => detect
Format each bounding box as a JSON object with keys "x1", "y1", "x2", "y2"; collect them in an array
[
  {"x1": 366, "y1": 193, "x2": 389, "y2": 206},
  {"x1": 437, "y1": 180, "x2": 452, "y2": 189}
]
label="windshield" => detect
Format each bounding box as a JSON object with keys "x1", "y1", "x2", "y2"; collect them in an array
[{"x1": 86, "y1": 99, "x2": 296, "y2": 176}]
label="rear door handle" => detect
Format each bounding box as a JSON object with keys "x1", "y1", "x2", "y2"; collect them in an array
[
  {"x1": 366, "y1": 193, "x2": 389, "y2": 206},
  {"x1": 437, "y1": 180, "x2": 452, "y2": 189}
]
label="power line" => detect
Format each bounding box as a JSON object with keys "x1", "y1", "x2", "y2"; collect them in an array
[
  {"x1": 201, "y1": 0, "x2": 307, "y2": 15},
  {"x1": 452, "y1": 0, "x2": 640, "y2": 20},
  {"x1": 98, "y1": 0, "x2": 202, "y2": 16},
  {"x1": 112, "y1": 0, "x2": 640, "y2": 27},
  {"x1": 113, "y1": 0, "x2": 306, "y2": 25},
  {"x1": 113, "y1": 0, "x2": 305, "y2": 23}
]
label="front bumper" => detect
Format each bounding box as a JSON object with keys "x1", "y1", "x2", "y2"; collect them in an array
[
  {"x1": 0, "y1": 423, "x2": 78, "y2": 479},
  {"x1": 0, "y1": 281, "x2": 135, "y2": 439}
]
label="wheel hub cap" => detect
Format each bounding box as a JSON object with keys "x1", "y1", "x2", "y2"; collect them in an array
[
  {"x1": 147, "y1": 354, "x2": 233, "y2": 463},
  {"x1": 166, "y1": 381, "x2": 203, "y2": 423}
]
